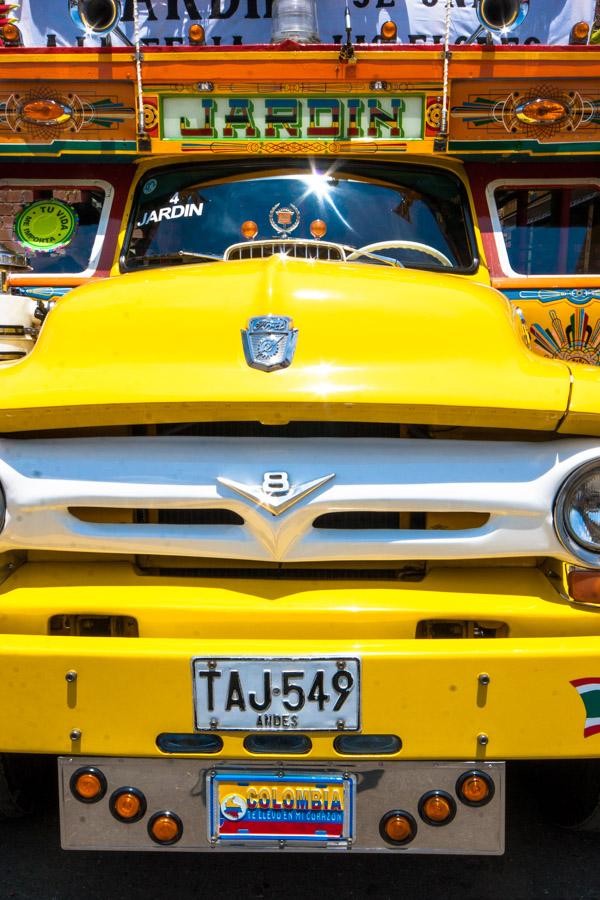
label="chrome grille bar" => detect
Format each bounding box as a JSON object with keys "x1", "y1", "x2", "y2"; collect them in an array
[{"x1": 0, "y1": 436, "x2": 597, "y2": 564}]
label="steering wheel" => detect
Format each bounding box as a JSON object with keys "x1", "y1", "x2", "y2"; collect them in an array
[{"x1": 346, "y1": 240, "x2": 453, "y2": 267}]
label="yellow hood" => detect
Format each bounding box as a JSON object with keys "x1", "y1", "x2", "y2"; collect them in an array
[{"x1": 0, "y1": 255, "x2": 571, "y2": 432}]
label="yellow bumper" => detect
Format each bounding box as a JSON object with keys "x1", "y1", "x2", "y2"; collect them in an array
[{"x1": 1, "y1": 562, "x2": 599, "y2": 760}]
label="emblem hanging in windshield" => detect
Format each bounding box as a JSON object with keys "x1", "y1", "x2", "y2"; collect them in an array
[{"x1": 242, "y1": 316, "x2": 298, "y2": 372}]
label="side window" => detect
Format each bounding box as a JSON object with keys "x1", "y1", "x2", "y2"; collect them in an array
[
  {"x1": 493, "y1": 184, "x2": 600, "y2": 276},
  {"x1": 0, "y1": 182, "x2": 111, "y2": 276}
]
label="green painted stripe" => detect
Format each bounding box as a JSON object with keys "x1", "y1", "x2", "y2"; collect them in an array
[
  {"x1": 581, "y1": 689, "x2": 600, "y2": 719},
  {"x1": 448, "y1": 140, "x2": 600, "y2": 154}
]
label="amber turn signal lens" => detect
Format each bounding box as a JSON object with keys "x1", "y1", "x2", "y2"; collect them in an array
[
  {"x1": 379, "y1": 810, "x2": 417, "y2": 845},
  {"x1": 110, "y1": 787, "x2": 147, "y2": 823},
  {"x1": 241, "y1": 220, "x2": 258, "y2": 240},
  {"x1": 381, "y1": 20, "x2": 397, "y2": 41},
  {"x1": 148, "y1": 811, "x2": 183, "y2": 845},
  {"x1": 515, "y1": 98, "x2": 567, "y2": 125},
  {"x1": 310, "y1": 219, "x2": 327, "y2": 239},
  {"x1": 568, "y1": 569, "x2": 600, "y2": 604},
  {"x1": 419, "y1": 791, "x2": 456, "y2": 826},
  {"x1": 1, "y1": 22, "x2": 20, "y2": 42},
  {"x1": 76, "y1": 773, "x2": 102, "y2": 799},
  {"x1": 21, "y1": 100, "x2": 72, "y2": 126},
  {"x1": 456, "y1": 770, "x2": 495, "y2": 807},
  {"x1": 188, "y1": 23, "x2": 205, "y2": 44},
  {"x1": 70, "y1": 767, "x2": 107, "y2": 804},
  {"x1": 570, "y1": 21, "x2": 590, "y2": 42}
]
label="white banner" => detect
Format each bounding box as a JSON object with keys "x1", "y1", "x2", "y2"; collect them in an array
[{"x1": 17, "y1": 0, "x2": 596, "y2": 48}]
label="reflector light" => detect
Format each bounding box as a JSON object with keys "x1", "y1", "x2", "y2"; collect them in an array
[
  {"x1": 241, "y1": 220, "x2": 258, "y2": 240},
  {"x1": 334, "y1": 734, "x2": 402, "y2": 755},
  {"x1": 515, "y1": 98, "x2": 568, "y2": 125},
  {"x1": 570, "y1": 21, "x2": 590, "y2": 43},
  {"x1": 110, "y1": 787, "x2": 147, "y2": 823},
  {"x1": 1, "y1": 22, "x2": 20, "y2": 42},
  {"x1": 567, "y1": 569, "x2": 600, "y2": 604},
  {"x1": 418, "y1": 790, "x2": 456, "y2": 826},
  {"x1": 456, "y1": 770, "x2": 495, "y2": 806},
  {"x1": 244, "y1": 733, "x2": 312, "y2": 754},
  {"x1": 310, "y1": 219, "x2": 327, "y2": 239},
  {"x1": 20, "y1": 100, "x2": 73, "y2": 127},
  {"x1": 379, "y1": 810, "x2": 417, "y2": 845},
  {"x1": 188, "y1": 23, "x2": 205, "y2": 44},
  {"x1": 148, "y1": 811, "x2": 183, "y2": 845},
  {"x1": 380, "y1": 20, "x2": 398, "y2": 41},
  {"x1": 70, "y1": 767, "x2": 107, "y2": 803}
]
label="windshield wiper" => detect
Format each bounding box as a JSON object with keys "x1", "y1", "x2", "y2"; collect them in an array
[{"x1": 127, "y1": 250, "x2": 221, "y2": 268}]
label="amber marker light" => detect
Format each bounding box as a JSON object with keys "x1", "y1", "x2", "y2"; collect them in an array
[
  {"x1": 188, "y1": 23, "x2": 205, "y2": 44},
  {"x1": 379, "y1": 810, "x2": 417, "y2": 845},
  {"x1": 570, "y1": 21, "x2": 590, "y2": 43},
  {"x1": 110, "y1": 787, "x2": 147, "y2": 823},
  {"x1": 70, "y1": 767, "x2": 107, "y2": 804},
  {"x1": 310, "y1": 219, "x2": 327, "y2": 239},
  {"x1": 21, "y1": 100, "x2": 72, "y2": 126},
  {"x1": 567, "y1": 569, "x2": 600, "y2": 604},
  {"x1": 148, "y1": 811, "x2": 183, "y2": 845},
  {"x1": 1, "y1": 22, "x2": 20, "y2": 42},
  {"x1": 515, "y1": 98, "x2": 567, "y2": 125},
  {"x1": 456, "y1": 770, "x2": 495, "y2": 807},
  {"x1": 241, "y1": 220, "x2": 258, "y2": 240},
  {"x1": 418, "y1": 790, "x2": 456, "y2": 826},
  {"x1": 380, "y1": 19, "x2": 398, "y2": 41}
]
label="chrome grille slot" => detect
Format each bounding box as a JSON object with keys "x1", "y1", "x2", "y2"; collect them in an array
[{"x1": 70, "y1": 508, "x2": 244, "y2": 525}]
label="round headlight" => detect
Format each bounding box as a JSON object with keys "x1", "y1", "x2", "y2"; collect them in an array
[{"x1": 555, "y1": 461, "x2": 600, "y2": 563}]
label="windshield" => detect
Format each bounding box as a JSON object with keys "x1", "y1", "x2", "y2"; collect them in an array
[{"x1": 123, "y1": 161, "x2": 475, "y2": 273}]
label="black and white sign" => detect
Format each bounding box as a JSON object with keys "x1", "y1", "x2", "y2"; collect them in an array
[
  {"x1": 17, "y1": 0, "x2": 596, "y2": 48},
  {"x1": 192, "y1": 656, "x2": 361, "y2": 731}
]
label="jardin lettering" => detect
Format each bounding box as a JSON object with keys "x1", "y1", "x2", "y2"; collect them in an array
[{"x1": 163, "y1": 95, "x2": 424, "y2": 142}]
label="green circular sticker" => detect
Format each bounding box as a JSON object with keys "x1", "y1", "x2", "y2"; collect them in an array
[{"x1": 14, "y1": 199, "x2": 77, "y2": 253}]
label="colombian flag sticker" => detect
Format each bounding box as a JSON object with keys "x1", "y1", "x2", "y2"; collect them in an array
[{"x1": 571, "y1": 678, "x2": 600, "y2": 737}]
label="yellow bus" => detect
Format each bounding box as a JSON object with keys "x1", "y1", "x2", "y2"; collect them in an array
[{"x1": 0, "y1": 0, "x2": 599, "y2": 854}]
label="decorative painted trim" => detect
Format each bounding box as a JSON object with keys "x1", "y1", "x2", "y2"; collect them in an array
[
  {"x1": 530, "y1": 309, "x2": 600, "y2": 365},
  {"x1": 11, "y1": 286, "x2": 72, "y2": 301},
  {"x1": 503, "y1": 289, "x2": 600, "y2": 307}
]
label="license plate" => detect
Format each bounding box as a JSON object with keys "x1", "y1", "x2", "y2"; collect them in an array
[
  {"x1": 192, "y1": 657, "x2": 360, "y2": 731},
  {"x1": 207, "y1": 770, "x2": 356, "y2": 846}
]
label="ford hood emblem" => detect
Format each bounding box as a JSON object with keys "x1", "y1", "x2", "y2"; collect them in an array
[{"x1": 242, "y1": 315, "x2": 298, "y2": 372}]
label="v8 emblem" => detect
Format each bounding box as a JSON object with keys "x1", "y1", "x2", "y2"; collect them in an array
[
  {"x1": 262, "y1": 472, "x2": 290, "y2": 497},
  {"x1": 218, "y1": 471, "x2": 335, "y2": 516}
]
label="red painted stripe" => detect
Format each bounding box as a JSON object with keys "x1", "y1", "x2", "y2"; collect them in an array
[
  {"x1": 5, "y1": 44, "x2": 600, "y2": 55},
  {"x1": 571, "y1": 677, "x2": 600, "y2": 688},
  {"x1": 220, "y1": 820, "x2": 342, "y2": 836},
  {"x1": 584, "y1": 724, "x2": 600, "y2": 738}
]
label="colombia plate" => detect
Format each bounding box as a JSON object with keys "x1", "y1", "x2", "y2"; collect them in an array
[{"x1": 207, "y1": 770, "x2": 356, "y2": 847}]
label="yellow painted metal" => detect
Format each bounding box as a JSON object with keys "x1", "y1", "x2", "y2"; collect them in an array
[
  {"x1": 560, "y1": 365, "x2": 600, "y2": 436},
  {"x1": 0, "y1": 633, "x2": 598, "y2": 760},
  {"x1": 2, "y1": 561, "x2": 597, "y2": 639},
  {"x1": 0, "y1": 562, "x2": 598, "y2": 759},
  {"x1": 0, "y1": 254, "x2": 570, "y2": 432}
]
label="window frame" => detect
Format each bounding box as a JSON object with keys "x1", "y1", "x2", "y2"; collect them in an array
[
  {"x1": 120, "y1": 159, "x2": 479, "y2": 276},
  {"x1": 486, "y1": 177, "x2": 600, "y2": 281},
  {"x1": 0, "y1": 178, "x2": 115, "y2": 281}
]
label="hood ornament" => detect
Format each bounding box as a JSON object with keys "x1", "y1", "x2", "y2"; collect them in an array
[
  {"x1": 218, "y1": 471, "x2": 335, "y2": 516},
  {"x1": 242, "y1": 315, "x2": 298, "y2": 372},
  {"x1": 269, "y1": 203, "x2": 300, "y2": 235}
]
